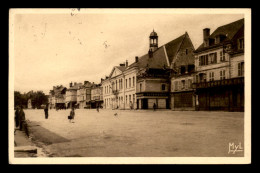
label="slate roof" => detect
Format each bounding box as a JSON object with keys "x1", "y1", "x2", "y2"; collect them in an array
[
  {"x1": 164, "y1": 34, "x2": 186, "y2": 64},
  {"x1": 195, "y1": 18, "x2": 244, "y2": 53},
  {"x1": 116, "y1": 66, "x2": 127, "y2": 72},
  {"x1": 128, "y1": 33, "x2": 187, "y2": 69}
]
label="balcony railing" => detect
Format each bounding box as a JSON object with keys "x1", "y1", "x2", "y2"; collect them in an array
[{"x1": 192, "y1": 77, "x2": 244, "y2": 89}]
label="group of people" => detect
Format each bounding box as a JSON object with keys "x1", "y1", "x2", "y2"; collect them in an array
[
  {"x1": 14, "y1": 106, "x2": 26, "y2": 131},
  {"x1": 44, "y1": 105, "x2": 75, "y2": 123}
]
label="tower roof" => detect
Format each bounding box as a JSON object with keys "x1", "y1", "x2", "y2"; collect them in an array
[{"x1": 150, "y1": 30, "x2": 158, "y2": 37}]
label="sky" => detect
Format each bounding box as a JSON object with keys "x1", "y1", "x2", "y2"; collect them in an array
[{"x1": 12, "y1": 9, "x2": 244, "y2": 95}]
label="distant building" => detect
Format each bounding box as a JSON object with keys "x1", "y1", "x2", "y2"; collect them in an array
[
  {"x1": 49, "y1": 85, "x2": 67, "y2": 109},
  {"x1": 77, "y1": 81, "x2": 93, "y2": 109},
  {"x1": 193, "y1": 18, "x2": 244, "y2": 111},
  {"x1": 65, "y1": 82, "x2": 82, "y2": 109},
  {"x1": 90, "y1": 83, "x2": 103, "y2": 108}
]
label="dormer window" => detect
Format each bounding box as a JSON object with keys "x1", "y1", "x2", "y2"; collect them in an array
[
  {"x1": 215, "y1": 36, "x2": 220, "y2": 44},
  {"x1": 185, "y1": 49, "x2": 188, "y2": 55},
  {"x1": 238, "y1": 38, "x2": 244, "y2": 50}
]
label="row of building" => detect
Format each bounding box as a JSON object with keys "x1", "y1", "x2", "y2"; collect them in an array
[
  {"x1": 48, "y1": 18, "x2": 244, "y2": 111},
  {"x1": 48, "y1": 81, "x2": 103, "y2": 109}
]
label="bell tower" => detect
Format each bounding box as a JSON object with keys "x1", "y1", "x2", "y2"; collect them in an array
[{"x1": 149, "y1": 29, "x2": 158, "y2": 52}]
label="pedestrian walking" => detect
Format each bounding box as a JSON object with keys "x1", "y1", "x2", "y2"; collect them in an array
[
  {"x1": 19, "y1": 106, "x2": 25, "y2": 130},
  {"x1": 69, "y1": 107, "x2": 75, "y2": 123},
  {"x1": 44, "y1": 105, "x2": 49, "y2": 119},
  {"x1": 15, "y1": 106, "x2": 20, "y2": 128},
  {"x1": 153, "y1": 103, "x2": 156, "y2": 111},
  {"x1": 97, "y1": 105, "x2": 99, "y2": 113}
]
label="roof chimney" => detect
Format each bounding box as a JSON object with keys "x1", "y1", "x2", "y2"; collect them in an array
[
  {"x1": 126, "y1": 60, "x2": 128, "y2": 67},
  {"x1": 203, "y1": 28, "x2": 210, "y2": 47},
  {"x1": 84, "y1": 81, "x2": 89, "y2": 85},
  {"x1": 70, "y1": 82, "x2": 73, "y2": 87},
  {"x1": 74, "y1": 82, "x2": 77, "y2": 86},
  {"x1": 135, "y1": 56, "x2": 138, "y2": 63}
]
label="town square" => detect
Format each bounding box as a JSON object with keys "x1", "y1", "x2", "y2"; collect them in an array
[{"x1": 17, "y1": 109, "x2": 244, "y2": 157}]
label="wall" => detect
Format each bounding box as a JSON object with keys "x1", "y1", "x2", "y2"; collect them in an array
[
  {"x1": 194, "y1": 48, "x2": 231, "y2": 82},
  {"x1": 230, "y1": 54, "x2": 244, "y2": 78}
]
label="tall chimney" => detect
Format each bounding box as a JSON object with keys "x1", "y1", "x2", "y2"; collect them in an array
[
  {"x1": 203, "y1": 28, "x2": 210, "y2": 47},
  {"x1": 126, "y1": 60, "x2": 128, "y2": 67},
  {"x1": 135, "y1": 56, "x2": 138, "y2": 63},
  {"x1": 203, "y1": 28, "x2": 210, "y2": 40}
]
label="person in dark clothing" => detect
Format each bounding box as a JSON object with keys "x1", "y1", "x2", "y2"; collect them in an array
[
  {"x1": 69, "y1": 107, "x2": 75, "y2": 123},
  {"x1": 153, "y1": 103, "x2": 156, "y2": 111},
  {"x1": 44, "y1": 105, "x2": 49, "y2": 119},
  {"x1": 19, "y1": 106, "x2": 25, "y2": 130},
  {"x1": 97, "y1": 104, "x2": 99, "y2": 113},
  {"x1": 15, "y1": 106, "x2": 20, "y2": 128}
]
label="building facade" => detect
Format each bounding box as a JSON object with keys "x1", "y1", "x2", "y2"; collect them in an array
[
  {"x1": 90, "y1": 84, "x2": 103, "y2": 108},
  {"x1": 77, "y1": 81, "x2": 93, "y2": 109},
  {"x1": 65, "y1": 82, "x2": 82, "y2": 109},
  {"x1": 49, "y1": 85, "x2": 67, "y2": 109},
  {"x1": 192, "y1": 18, "x2": 244, "y2": 111},
  {"x1": 102, "y1": 30, "x2": 196, "y2": 110},
  {"x1": 169, "y1": 32, "x2": 196, "y2": 110}
]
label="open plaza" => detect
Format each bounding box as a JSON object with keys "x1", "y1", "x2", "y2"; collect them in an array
[{"x1": 23, "y1": 109, "x2": 244, "y2": 157}]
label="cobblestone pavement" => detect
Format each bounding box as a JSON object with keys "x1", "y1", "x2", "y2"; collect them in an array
[{"x1": 23, "y1": 109, "x2": 244, "y2": 157}]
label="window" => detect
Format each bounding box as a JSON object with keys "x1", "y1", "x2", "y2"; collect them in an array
[
  {"x1": 209, "y1": 53, "x2": 217, "y2": 64},
  {"x1": 162, "y1": 84, "x2": 166, "y2": 91},
  {"x1": 140, "y1": 83, "x2": 142, "y2": 92},
  {"x1": 133, "y1": 77, "x2": 135, "y2": 87},
  {"x1": 186, "y1": 49, "x2": 188, "y2": 55},
  {"x1": 199, "y1": 55, "x2": 209, "y2": 66},
  {"x1": 199, "y1": 73, "x2": 207, "y2": 82},
  {"x1": 174, "y1": 81, "x2": 178, "y2": 91},
  {"x1": 238, "y1": 38, "x2": 244, "y2": 50},
  {"x1": 220, "y1": 51, "x2": 225, "y2": 62},
  {"x1": 133, "y1": 94, "x2": 135, "y2": 103},
  {"x1": 185, "y1": 79, "x2": 188, "y2": 89},
  {"x1": 238, "y1": 62, "x2": 244, "y2": 76},
  {"x1": 181, "y1": 80, "x2": 185, "y2": 89},
  {"x1": 188, "y1": 79, "x2": 192, "y2": 88},
  {"x1": 129, "y1": 95, "x2": 131, "y2": 104},
  {"x1": 220, "y1": 70, "x2": 225, "y2": 80},
  {"x1": 209, "y1": 72, "x2": 214, "y2": 81},
  {"x1": 196, "y1": 75, "x2": 199, "y2": 83},
  {"x1": 125, "y1": 79, "x2": 127, "y2": 88},
  {"x1": 129, "y1": 78, "x2": 131, "y2": 88}
]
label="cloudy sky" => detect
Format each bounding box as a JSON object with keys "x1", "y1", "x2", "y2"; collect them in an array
[{"x1": 12, "y1": 9, "x2": 244, "y2": 94}]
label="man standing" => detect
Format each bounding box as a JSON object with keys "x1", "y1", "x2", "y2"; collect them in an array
[
  {"x1": 19, "y1": 106, "x2": 25, "y2": 130},
  {"x1": 15, "y1": 106, "x2": 20, "y2": 128},
  {"x1": 96, "y1": 104, "x2": 99, "y2": 113},
  {"x1": 44, "y1": 105, "x2": 49, "y2": 119},
  {"x1": 153, "y1": 103, "x2": 156, "y2": 111}
]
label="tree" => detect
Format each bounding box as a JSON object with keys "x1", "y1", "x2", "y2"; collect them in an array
[
  {"x1": 30, "y1": 91, "x2": 48, "y2": 109},
  {"x1": 14, "y1": 91, "x2": 27, "y2": 108},
  {"x1": 14, "y1": 90, "x2": 48, "y2": 109}
]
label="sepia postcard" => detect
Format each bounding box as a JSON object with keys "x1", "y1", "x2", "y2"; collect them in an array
[{"x1": 9, "y1": 8, "x2": 251, "y2": 164}]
